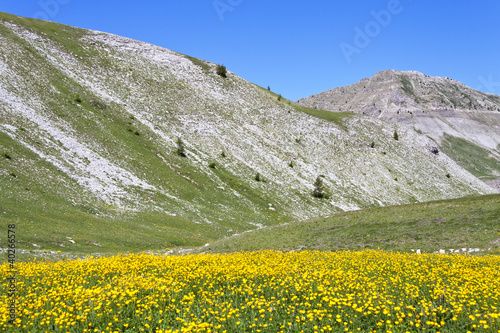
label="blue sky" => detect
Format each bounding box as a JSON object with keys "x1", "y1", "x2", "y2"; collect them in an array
[{"x1": 2, "y1": 1, "x2": 500, "y2": 101}]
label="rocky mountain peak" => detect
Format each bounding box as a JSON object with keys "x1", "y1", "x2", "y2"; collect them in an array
[{"x1": 297, "y1": 70, "x2": 500, "y2": 187}]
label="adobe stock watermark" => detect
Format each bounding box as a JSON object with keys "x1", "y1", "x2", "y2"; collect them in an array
[
  {"x1": 340, "y1": 0, "x2": 410, "y2": 63},
  {"x1": 33, "y1": 0, "x2": 70, "y2": 21},
  {"x1": 476, "y1": 74, "x2": 500, "y2": 94},
  {"x1": 213, "y1": 0, "x2": 243, "y2": 22}
]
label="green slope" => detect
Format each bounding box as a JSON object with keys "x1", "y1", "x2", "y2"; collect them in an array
[
  {"x1": 205, "y1": 194, "x2": 500, "y2": 254},
  {"x1": 440, "y1": 133, "x2": 500, "y2": 180}
]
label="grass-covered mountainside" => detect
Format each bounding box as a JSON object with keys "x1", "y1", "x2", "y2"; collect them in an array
[
  {"x1": 297, "y1": 69, "x2": 500, "y2": 184},
  {"x1": 204, "y1": 194, "x2": 500, "y2": 255},
  {"x1": 0, "y1": 12, "x2": 495, "y2": 254}
]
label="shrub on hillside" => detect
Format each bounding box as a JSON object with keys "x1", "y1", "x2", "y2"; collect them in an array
[
  {"x1": 255, "y1": 173, "x2": 262, "y2": 182},
  {"x1": 216, "y1": 64, "x2": 227, "y2": 78},
  {"x1": 176, "y1": 138, "x2": 187, "y2": 157}
]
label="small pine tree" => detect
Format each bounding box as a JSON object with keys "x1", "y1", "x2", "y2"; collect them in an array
[
  {"x1": 216, "y1": 64, "x2": 227, "y2": 78},
  {"x1": 312, "y1": 176, "x2": 330, "y2": 199},
  {"x1": 255, "y1": 173, "x2": 262, "y2": 182},
  {"x1": 393, "y1": 129, "x2": 399, "y2": 141},
  {"x1": 176, "y1": 138, "x2": 187, "y2": 157}
]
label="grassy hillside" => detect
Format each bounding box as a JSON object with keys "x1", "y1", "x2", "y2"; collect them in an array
[
  {"x1": 0, "y1": 12, "x2": 495, "y2": 258},
  {"x1": 204, "y1": 194, "x2": 500, "y2": 254},
  {"x1": 440, "y1": 133, "x2": 500, "y2": 180}
]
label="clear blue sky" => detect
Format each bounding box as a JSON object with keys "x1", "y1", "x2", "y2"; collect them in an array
[{"x1": 2, "y1": 1, "x2": 500, "y2": 101}]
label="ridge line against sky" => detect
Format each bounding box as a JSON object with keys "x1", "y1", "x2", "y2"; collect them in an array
[{"x1": 1, "y1": 0, "x2": 500, "y2": 101}]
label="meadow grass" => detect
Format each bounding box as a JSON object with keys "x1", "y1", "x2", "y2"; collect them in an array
[
  {"x1": 289, "y1": 104, "x2": 354, "y2": 128},
  {"x1": 1, "y1": 250, "x2": 500, "y2": 332},
  {"x1": 206, "y1": 194, "x2": 500, "y2": 254}
]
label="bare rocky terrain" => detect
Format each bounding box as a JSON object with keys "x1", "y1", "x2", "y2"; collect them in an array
[{"x1": 297, "y1": 69, "x2": 500, "y2": 187}]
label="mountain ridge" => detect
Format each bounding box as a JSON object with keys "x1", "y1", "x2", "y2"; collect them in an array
[{"x1": 297, "y1": 69, "x2": 500, "y2": 185}]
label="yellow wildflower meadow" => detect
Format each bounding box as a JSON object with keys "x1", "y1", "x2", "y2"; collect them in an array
[{"x1": 1, "y1": 250, "x2": 500, "y2": 332}]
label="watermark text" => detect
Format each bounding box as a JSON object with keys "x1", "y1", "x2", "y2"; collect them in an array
[
  {"x1": 476, "y1": 74, "x2": 500, "y2": 94},
  {"x1": 34, "y1": 0, "x2": 70, "y2": 21},
  {"x1": 213, "y1": 0, "x2": 243, "y2": 21},
  {"x1": 340, "y1": 0, "x2": 408, "y2": 63},
  {"x1": 7, "y1": 224, "x2": 17, "y2": 325}
]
